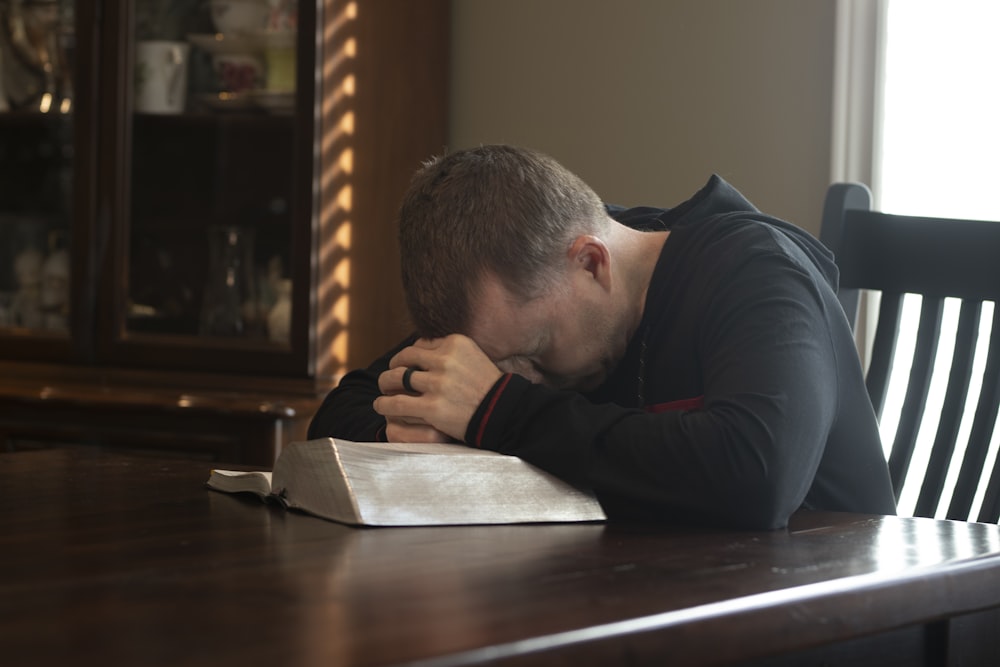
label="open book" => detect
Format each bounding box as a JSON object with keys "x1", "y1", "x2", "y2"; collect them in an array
[{"x1": 206, "y1": 438, "x2": 606, "y2": 526}]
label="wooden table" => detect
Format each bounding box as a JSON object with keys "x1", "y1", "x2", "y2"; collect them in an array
[{"x1": 2, "y1": 448, "x2": 999, "y2": 666}]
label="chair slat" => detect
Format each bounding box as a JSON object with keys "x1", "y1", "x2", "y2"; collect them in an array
[
  {"x1": 948, "y1": 305, "x2": 1000, "y2": 521},
  {"x1": 887, "y1": 297, "x2": 943, "y2": 497},
  {"x1": 914, "y1": 300, "x2": 981, "y2": 517},
  {"x1": 865, "y1": 292, "x2": 903, "y2": 418},
  {"x1": 976, "y1": 457, "x2": 1000, "y2": 523}
]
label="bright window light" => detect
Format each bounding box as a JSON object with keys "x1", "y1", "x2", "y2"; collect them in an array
[{"x1": 878, "y1": 0, "x2": 1000, "y2": 219}]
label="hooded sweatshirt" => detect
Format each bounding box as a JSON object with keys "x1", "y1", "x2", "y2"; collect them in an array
[{"x1": 308, "y1": 175, "x2": 897, "y2": 529}]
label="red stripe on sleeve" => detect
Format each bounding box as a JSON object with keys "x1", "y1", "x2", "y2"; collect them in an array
[
  {"x1": 644, "y1": 395, "x2": 704, "y2": 413},
  {"x1": 474, "y1": 373, "x2": 513, "y2": 448}
]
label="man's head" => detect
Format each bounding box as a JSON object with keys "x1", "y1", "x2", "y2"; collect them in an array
[{"x1": 397, "y1": 145, "x2": 608, "y2": 339}]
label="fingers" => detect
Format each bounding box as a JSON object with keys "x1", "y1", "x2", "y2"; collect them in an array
[
  {"x1": 387, "y1": 340, "x2": 439, "y2": 372},
  {"x1": 374, "y1": 334, "x2": 501, "y2": 442},
  {"x1": 373, "y1": 393, "x2": 429, "y2": 423},
  {"x1": 384, "y1": 419, "x2": 453, "y2": 444},
  {"x1": 401, "y1": 366, "x2": 419, "y2": 393},
  {"x1": 387, "y1": 334, "x2": 482, "y2": 370},
  {"x1": 378, "y1": 365, "x2": 426, "y2": 395},
  {"x1": 382, "y1": 336, "x2": 463, "y2": 394}
]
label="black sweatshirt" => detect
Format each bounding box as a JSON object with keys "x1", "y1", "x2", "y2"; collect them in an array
[{"x1": 308, "y1": 175, "x2": 897, "y2": 529}]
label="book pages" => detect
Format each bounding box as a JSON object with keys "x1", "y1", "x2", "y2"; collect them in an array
[{"x1": 276, "y1": 439, "x2": 606, "y2": 526}]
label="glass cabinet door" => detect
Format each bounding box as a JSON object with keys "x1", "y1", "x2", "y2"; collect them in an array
[
  {"x1": 0, "y1": 0, "x2": 77, "y2": 343},
  {"x1": 112, "y1": 0, "x2": 306, "y2": 373}
]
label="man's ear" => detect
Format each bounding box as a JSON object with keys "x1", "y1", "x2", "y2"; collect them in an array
[{"x1": 566, "y1": 235, "x2": 612, "y2": 291}]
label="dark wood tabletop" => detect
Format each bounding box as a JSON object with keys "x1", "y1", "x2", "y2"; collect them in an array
[{"x1": 2, "y1": 448, "x2": 999, "y2": 666}]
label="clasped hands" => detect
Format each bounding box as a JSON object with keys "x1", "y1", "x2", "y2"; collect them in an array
[{"x1": 374, "y1": 334, "x2": 503, "y2": 443}]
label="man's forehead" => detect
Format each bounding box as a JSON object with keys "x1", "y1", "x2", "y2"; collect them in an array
[{"x1": 466, "y1": 276, "x2": 540, "y2": 361}]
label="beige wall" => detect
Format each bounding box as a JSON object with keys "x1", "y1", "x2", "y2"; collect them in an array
[{"x1": 448, "y1": 0, "x2": 838, "y2": 236}]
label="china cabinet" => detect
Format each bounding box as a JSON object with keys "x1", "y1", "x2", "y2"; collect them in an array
[{"x1": 0, "y1": 0, "x2": 449, "y2": 464}]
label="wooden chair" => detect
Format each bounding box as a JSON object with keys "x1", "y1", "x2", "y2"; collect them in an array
[{"x1": 820, "y1": 182, "x2": 1000, "y2": 522}]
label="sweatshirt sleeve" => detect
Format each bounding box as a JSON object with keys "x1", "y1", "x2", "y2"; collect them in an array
[
  {"x1": 307, "y1": 334, "x2": 418, "y2": 442},
  {"x1": 465, "y1": 242, "x2": 842, "y2": 531}
]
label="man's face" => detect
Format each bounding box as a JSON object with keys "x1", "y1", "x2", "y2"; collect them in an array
[{"x1": 466, "y1": 272, "x2": 624, "y2": 391}]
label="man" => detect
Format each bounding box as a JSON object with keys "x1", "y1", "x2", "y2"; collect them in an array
[{"x1": 309, "y1": 145, "x2": 897, "y2": 529}]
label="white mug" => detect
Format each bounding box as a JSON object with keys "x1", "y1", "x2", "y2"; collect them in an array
[{"x1": 134, "y1": 41, "x2": 190, "y2": 114}]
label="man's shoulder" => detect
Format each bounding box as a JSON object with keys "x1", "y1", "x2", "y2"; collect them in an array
[
  {"x1": 656, "y1": 213, "x2": 836, "y2": 300},
  {"x1": 606, "y1": 174, "x2": 761, "y2": 232},
  {"x1": 671, "y1": 211, "x2": 792, "y2": 254}
]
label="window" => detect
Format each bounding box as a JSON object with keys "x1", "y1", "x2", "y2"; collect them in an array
[
  {"x1": 873, "y1": 0, "x2": 1000, "y2": 517},
  {"x1": 876, "y1": 0, "x2": 1000, "y2": 219}
]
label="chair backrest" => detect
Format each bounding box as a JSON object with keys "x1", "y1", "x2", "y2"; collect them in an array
[{"x1": 820, "y1": 182, "x2": 1000, "y2": 523}]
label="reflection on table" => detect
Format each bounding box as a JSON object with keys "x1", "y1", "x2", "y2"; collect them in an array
[{"x1": 3, "y1": 447, "x2": 1000, "y2": 666}]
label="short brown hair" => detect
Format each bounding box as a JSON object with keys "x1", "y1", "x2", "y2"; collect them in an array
[{"x1": 397, "y1": 145, "x2": 607, "y2": 337}]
